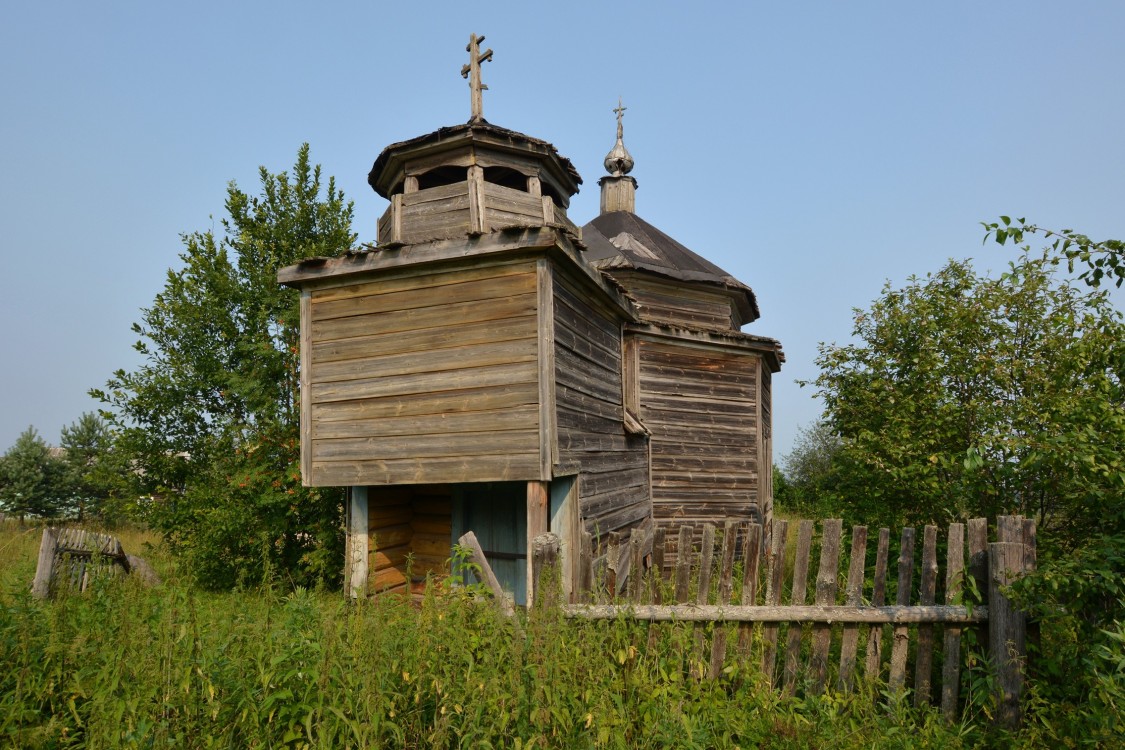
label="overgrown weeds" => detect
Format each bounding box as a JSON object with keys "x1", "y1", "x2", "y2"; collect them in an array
[{"x1": 0, "y1": 522, "x2": 1108, "y2": 748}]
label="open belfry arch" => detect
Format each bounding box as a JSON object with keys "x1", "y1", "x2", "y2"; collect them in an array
[{"x1": 278, "y1": 35, "x2": 783, "y2": 605}]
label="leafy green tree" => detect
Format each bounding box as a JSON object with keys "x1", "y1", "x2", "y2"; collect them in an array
[
  {"x1": 984, "y1": 215, "x2": 1125, "y2": 288},
  {"x1": 93, "y1": 144, "x2": 356, "y2": 588},
  {"x1": 776, "y1": 420, "x2": 843, "y2": 516},
  {"x1": 807, "y1": 252, "x2": 1125, "y2": 541},
  {"x1": 0, "y1": 427, "x2": 74, "y2": 521}
]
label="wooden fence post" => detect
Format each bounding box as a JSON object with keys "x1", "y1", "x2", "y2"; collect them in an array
[
  {"x1": 989, "y1": 539, "x2": 1027, "y2": 730},
  {"x1": 532, "y1": 532, "x2": 560, "y2": 608},
  {"x1": 31, "y1": 527, "x2": 59, "y2": 599}
]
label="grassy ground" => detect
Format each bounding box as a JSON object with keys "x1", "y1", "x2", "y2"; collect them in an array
[{"x1": 0, "y1": 520, "x2": 1077, "y2": 749}]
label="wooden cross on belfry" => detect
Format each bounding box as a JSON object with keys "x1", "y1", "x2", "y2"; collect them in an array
[{"x1": 461, "y1": 33, "x2": 493, "y2": 123}]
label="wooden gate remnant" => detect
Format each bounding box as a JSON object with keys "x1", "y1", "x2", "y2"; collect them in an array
[{"x1": 31, "y1": 527, "x2": 158, "y2": 599}]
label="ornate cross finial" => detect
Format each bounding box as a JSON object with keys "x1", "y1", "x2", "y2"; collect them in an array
[
  {"x1": 604, "y1": 97, "x2": 634, "y2": 177},
  {"x1": 614, "y1": 97, "x2": 627, "y2": 140},
  {"x1": 460, "y1": 33, "x2": 493, "y2": 123}
]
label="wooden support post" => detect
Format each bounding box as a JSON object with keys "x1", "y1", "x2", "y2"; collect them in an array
[
  {"x1": 458, "y1": 530, "x2": 516, "y2": 619},
  {"x1": 532, "y1": 532, "x2": 560, "y2": 608},
  {"x1": 31, "y1": 527, "x2": 59, "y2": 599},
  {"x1": 526, "y1": 481, "x2": 549, "y2": 606},
  {"x1": 347, "y1": 486, "x2": 369, "y2": 599},
  {"x1": 989, "y1": 541, "x2": 1027, "y2": 730}
]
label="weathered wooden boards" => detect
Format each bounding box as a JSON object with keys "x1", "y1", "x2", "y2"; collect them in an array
[
  {"x1": 31, "y1": 527, "x2": 157, "y2": 599},
  {"x1": 636, "y1": 337, "x2": 763, "y2": 540},
  {"x1": 563, "y1": 516, "x2": 1036, "y2": 724},
  {"x1": 306, "y1": 260, "x2": 542, "y2": 486},
  {"x1": 376, "y1": 177, "x2": 580, "y2": 247},
  {"x1": 552, "y1": 270, "x2": 650, "y2": 537}
]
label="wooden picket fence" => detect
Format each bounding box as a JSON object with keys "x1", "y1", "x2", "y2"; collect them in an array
[{"x1": 519, "y1": 515, "x2": 1035, "y2": 727}]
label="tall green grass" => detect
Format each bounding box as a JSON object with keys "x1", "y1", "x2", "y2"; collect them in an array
[{"x1": 0, "y1": 522, "x2": 1067, "y2": 748}]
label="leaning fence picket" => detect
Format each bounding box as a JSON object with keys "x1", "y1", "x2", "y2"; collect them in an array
[{"x1": 914, "y1": 525, "x2": 939, "y2": 706}]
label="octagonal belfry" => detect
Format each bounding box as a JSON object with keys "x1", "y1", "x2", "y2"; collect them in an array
[{"x1": 369, "y1": 121, "x2": 584, "y2": 247}]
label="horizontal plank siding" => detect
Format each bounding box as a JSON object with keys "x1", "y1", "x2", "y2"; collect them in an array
[
  {"x1": 305, "y1": 261, "x2": 542, "y2": 486},
  {"x1": 638, "y1": 338, "x2": 761, "y2": 538},
  {"x1": 611, "y1": 272, "x2": 736, "y2": 331},
  {"x1": 552, "y1": 271, "x2": 652, "y2": 539}
]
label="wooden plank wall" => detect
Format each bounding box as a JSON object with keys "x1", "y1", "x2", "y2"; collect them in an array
[
  {"x1": 613, "y1": 273, "x2": 736, "y2": 332},
  {"x1": 367, "y1": 485, "x2": 453, "y2": 597},
  {"x1": 552, "y1": 271, "x2": 651, "y2": 538},
  {"x1": 305, "y1": 260, "x2": 543, "y2": 486},
  {"x1": 637, "y1": 338, "x2": 761, "y2": 537}
]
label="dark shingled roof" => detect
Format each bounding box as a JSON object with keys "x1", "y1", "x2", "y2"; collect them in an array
[
  {"x1": 369, "y1": 120, "x2": 582, "y2": 198},
  {"x1": 582, "y1": 211, "x2": 760, "y2": 323}
]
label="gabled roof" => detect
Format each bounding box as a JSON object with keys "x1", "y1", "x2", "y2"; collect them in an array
[{"x1": 582, "y1": 211, "x2": 760, "y2": 324}]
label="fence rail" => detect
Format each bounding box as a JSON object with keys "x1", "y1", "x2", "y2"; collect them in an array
[{"x1": 508, "y1": 515, "x2": 1034, "y2": 727}]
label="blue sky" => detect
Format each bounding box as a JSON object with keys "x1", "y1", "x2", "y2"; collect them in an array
[{"x1": 2, "y1": 2, "x2": 1123, "y2": 463}]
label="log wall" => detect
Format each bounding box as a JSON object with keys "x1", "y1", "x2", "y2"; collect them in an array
[
  {"x1": 304, "y1": 259, "x2": 543, "y2": 486},
  {"x1": 366, "y1": 485, "x2": 453, "y2": 597}
]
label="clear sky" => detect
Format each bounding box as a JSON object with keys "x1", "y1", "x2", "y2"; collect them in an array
[{"x1": 2, "y1": 2, "x2": 1123, "y2": 463}]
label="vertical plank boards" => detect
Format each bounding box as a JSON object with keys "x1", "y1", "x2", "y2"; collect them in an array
[
  {"x1": 650, "y1": 527, "x2": 667, "y2": 604},
  {"x1": 809, "y1": 519, "x2": 842, "y2": 694},
  {"x1": 888, "y1": 527, "x2": 916, "y2": 694},
  {"x1": 629, "y1": 527, "x2": 644, "y2": 602},
  {"x1": 737, "y1": 523, "x2": 763, "y2": 659},
  {"x1": 709, "y1": 522, "x2": 738, "y2": 679},
  {"x1": 914, "y1": 525, "x2": 939, "y2": 706},
  {"x1": 783, "y1": 520, "x2": 815, "y2": 694},
  {"x1": 692, "y1": 524, "x2": 716, "y2": 679},
  {"x1": 967, "y1": 517, "x2": 990, "y2": 652},
  {"x1": 31, "y1": 527, "x2": 58, "y2": 599},
  {"x1": 864, "y1": 528, "x2": 892, "y2": 681},
  {"x1": 674, "y1": 525, "x2": 694, "y2": 604},
  {"x1": 989, "y1": 541, "x2": 1027, "y2": 730},
  {"x1": 647, "y1": 527, "x2": 667, "y2": 652},
  {"x1": 838, "y1": 525, "x2": 868, "y2": 692},
  {"x1": 942, "y1": 523, "x2": 966, "y2": 722},
  {"x1": 760, "y1": 519, "x2": 789, "y2": 685},
  {"x1": 579, "y1": 529, "x2": 594, "y2": 601}
]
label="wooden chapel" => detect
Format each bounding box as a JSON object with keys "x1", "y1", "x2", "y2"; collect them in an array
[{"x1": 278, "y1": 36, "x2": 783, "y2": 604}]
